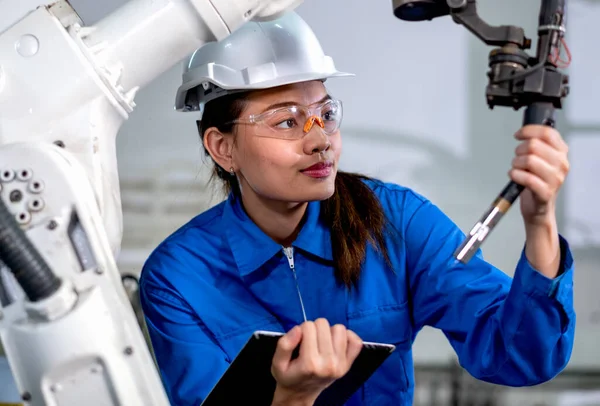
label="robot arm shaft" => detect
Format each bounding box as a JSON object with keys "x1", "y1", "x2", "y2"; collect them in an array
[
  {"x1": 79, "y1": 0, "x2": 233, "y2": 99},
  {"x1": 78, "y1": 0, "x2": 304, "y2": 105}
]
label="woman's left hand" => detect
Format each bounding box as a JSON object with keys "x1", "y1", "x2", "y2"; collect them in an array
[{"x1": 510, "y1": 124, "x2": 570, "y2": 226}]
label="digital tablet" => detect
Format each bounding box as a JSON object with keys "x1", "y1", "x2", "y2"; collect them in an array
[{"x1": 201, "y1": 330, "x2": 396, "y2": 406}]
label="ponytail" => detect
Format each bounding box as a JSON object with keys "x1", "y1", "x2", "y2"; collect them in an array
[{"x1": 321, "y1": 171, "x2": 392, "y2": 288}]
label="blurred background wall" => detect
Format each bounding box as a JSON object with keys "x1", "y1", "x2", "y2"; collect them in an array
[{"x1": 2, "y1": 0, "x2": 600, "y2": 404}]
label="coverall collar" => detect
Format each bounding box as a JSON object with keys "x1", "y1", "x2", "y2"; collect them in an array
[{"x1": 223, "y1": 193, "x2": 333, "y2": 277}]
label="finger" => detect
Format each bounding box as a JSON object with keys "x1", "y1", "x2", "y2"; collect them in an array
[
  {"x1": 511, "y1": 154, "x2": 565, "y2": 188},
  {"x1": 272, "y1": 326, "x2": 302, "y2": 373},
  {"x1": 515, "y1": 125, "x2": 568, "y2": 153},
  {"x1": 299, "y1": 321, "x2": 318, "y2": 359},
  {"x1": 515, "y1": 139, "x2": 570, "y2": 174},
  {"x1": 331, "y1": 324, "x2": 348, "y2": 360},
  {"x1": 509, "y1": 169, "x2": 554, "y2": 202},
  {"x1": 315, "y1": 318, "x2": 334, "y2": 357},
  {"x1": 345, "y1": 330, "x2": 363, "y2": 366}
]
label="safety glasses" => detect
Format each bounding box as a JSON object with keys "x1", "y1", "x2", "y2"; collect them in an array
[{"x1": 228, "y1": 98, "x2": 343, "y2": 140}]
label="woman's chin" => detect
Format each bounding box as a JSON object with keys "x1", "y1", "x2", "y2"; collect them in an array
[{"x1": 297, "y1": 181, "x2": 336, "y2": 202}]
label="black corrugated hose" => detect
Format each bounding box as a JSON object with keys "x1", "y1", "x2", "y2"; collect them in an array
[
  {"x1": 0, "y1": 266, "x2": 10, "y2": 306},
  {"x1": 0, "y1": 196, "x2": 61, "y2": 302}
]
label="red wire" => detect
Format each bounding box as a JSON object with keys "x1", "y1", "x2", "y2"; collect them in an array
[{"x1": 551, "y1": 37, "x2": 572, "y2": 69}]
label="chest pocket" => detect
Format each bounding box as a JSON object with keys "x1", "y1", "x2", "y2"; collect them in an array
[{"x1": 347, "y1": 304, "x2": 413, "y2": 400}]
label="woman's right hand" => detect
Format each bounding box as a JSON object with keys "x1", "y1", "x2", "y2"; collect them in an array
[{"x1": 270, "y1": 318, "x2": 363, "y2": 406}]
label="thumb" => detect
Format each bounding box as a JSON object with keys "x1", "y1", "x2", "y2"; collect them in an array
[
  {"x1": 272, "y1": 326, "x2": 302, "y2": 373},
  {"x1": 345, "y1": 330, "x2": 363, "y2": 366}
]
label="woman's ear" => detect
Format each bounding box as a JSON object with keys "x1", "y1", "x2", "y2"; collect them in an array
[{"x1": 203, "y1": 126, "x2": 235, "y2": 171}]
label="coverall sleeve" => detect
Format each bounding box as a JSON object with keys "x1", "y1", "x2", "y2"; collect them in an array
[
  {"x1": 140, "y1": 274, "x2": 229, "y2": 406},
  {"x1": 403, "y1": 195, "x2": 575, "y2": 386}
]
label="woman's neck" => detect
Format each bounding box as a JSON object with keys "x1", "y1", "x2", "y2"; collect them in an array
[{"x1": 239, "y1": 191, "x2": 308, "y2": 246}]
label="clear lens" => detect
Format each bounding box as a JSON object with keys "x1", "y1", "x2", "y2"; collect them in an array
[
  {"x1": 321, "y1": 100, "x2": 342, "y2": 133},
  {"x1": 263, "y1": 107, "x2": 303, "y2": 131},
  {"x1": 258, "y1": 99, "x2": 343, "y2": 138}
]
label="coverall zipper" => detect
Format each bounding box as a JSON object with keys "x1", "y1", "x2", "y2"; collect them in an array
[{"x1": 282, "y1": 246, "x2": 307, "y2": 322}]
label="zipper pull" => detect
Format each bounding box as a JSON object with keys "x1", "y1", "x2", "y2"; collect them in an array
[{"x1": 283, "y1": 246, "x2": 294, "y2": 269}]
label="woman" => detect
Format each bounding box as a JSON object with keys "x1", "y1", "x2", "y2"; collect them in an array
[{"x1": 140, "y1": 12, "x2": 575, "y2": 406}]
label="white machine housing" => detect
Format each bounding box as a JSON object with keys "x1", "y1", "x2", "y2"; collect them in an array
[{"x1": 0, "y1": 0, "x2": 302, "y2": 405}]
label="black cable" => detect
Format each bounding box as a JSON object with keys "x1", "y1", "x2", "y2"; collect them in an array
[{"x1": 0, "y1": 196, "x2": 61, "y2": 302}]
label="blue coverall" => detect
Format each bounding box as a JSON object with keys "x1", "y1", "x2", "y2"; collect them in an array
[{"x1": 140, "y1": 179, "x2": 575, "y2": 406}]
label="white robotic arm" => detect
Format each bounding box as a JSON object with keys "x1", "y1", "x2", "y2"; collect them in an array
[{"x1": 0, "y1": 0, "x2": 301, "y2": 405}]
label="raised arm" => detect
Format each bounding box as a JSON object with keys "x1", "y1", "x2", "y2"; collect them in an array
[{"x1": 402, "y1": 192, "x2": 574, "y2": 385}]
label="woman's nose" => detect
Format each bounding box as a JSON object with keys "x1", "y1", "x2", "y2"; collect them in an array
[
  {"x1": 303, "y1": 131, "x2": 330, "y2": 155},
  {"x1": 302, "y1": 115, "x2": 330, "y2": 154}
]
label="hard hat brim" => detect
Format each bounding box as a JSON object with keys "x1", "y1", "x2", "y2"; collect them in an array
[{"x1": 174, "y1": 70, "x2": 354, "y2": 113}]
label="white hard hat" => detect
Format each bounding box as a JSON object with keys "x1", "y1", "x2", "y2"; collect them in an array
[{"x1": 174, "y1": 11, "x2": 353, "y2": 117}]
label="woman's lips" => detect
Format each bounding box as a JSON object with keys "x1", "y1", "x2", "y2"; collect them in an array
[{"x1": 301, "y1": 162, "x2": 333, "y2": 178}]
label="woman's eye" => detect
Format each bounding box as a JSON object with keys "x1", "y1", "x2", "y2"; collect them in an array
[
  {"x1": 275, "y1": 118, "x2": 297, "y2": 129},
  {"x1": 323, "y1": 111, "x2": 333, "y2": 121}
]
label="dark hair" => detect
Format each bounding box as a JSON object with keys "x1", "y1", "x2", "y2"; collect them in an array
[{"x1": 197, "y1": 92, "x2": 392, "y2": 288}]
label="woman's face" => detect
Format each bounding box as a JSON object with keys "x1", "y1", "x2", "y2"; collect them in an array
[{"x1": 230, "y1": 80, "x2": 342, "y2": 204}]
